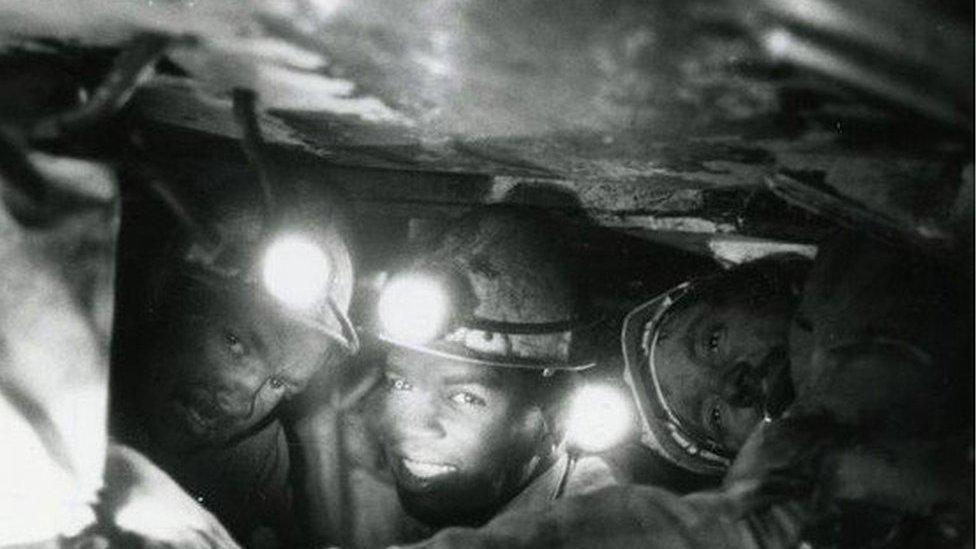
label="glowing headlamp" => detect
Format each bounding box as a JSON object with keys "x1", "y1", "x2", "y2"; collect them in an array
[
  {"x1": 260, "y1": 234, "x2": 333, "y2": 310},
  {"x1": 374, "y1": 269, "x2": 595, "y2": 371},
  {"x1": 254, "y1": 233, "x2": 359, "y2": 355},
  {"x1": 552, "y1": 383, "x2": 633, "y2": 500},
  {"x1": 564, "y1": 384, "x2": 633, "y2": 454},
  {"x1": 377, "y1": 273, "x2": 452, "y2": 344}
]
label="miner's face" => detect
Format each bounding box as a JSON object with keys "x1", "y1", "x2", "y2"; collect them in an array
[
  {"x1": 652, "y1": 294, "x2": 794, "y2": 454},
  {"x1": 144, "y1": 287, "x2": 335, "y2": 451},
  {"x1": 379, "y1": 347, "x2": 548, "y2": 528}
]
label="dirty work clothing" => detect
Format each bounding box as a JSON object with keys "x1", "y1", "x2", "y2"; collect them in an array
[
  {"x1": 402, "y1": 481, "x2": 808, "y2": 549},
  {"x1": 143, "y1": 418, "x2": 300, "y2": 548},
  {"x1": 500, "y1": 452, "x2": 619, "y2": 515}
]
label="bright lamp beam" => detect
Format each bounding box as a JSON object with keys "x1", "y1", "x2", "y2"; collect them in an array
[
  {"x1": 378, "y1": 274, "x2": 450, "y2": 344},
  {"x1": 261, "y1": 234, "x2": 331, "y2": 310},
  {"x1": 565, "y1": 384, "x2": 632, "y2": 454}
]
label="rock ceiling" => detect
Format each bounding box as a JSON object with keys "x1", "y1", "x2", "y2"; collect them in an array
[{"x1": 0, "y1": 0, "x2": 971, "y2": 257}]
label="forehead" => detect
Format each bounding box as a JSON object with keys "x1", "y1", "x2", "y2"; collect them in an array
[
  {"x1": 657, "y1": 288, "x2": 782, "y2": 339},
  {"x1": 159, "y1": 287, "x2": 333, "y2": 365},
  {"x1": 385, "y1": 347, "x2": 510, "y2": 388},
  {"x1": 651, "y1": 298, "x2": 735, "y2": 426},
  {"x1": 653, "y1": 303, "x2": 710, "y2": 389}
]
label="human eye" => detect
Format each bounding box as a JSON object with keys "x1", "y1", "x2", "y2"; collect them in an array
[
  {"x1": 702, "y1": 398, "x2": 726, "y2": 440},
  {"x1": 448, "y1": 391, "x2": 486, "y2": 407},
  {"x1": 223, "y1": 330, "x2": 247, "y2": 358},
  {"x1": 384, "y1": 373, "x2": 412, "y2": 392},
  {"x1": 702, "y1": 325, "x2": 725, "y2": 356}
]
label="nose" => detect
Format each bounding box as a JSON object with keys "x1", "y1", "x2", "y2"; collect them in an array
[
  {"x1": 720, "y1": 361, "x2": 763, "y2": 409},
  {"x1": 269, "y1": 362, "x2": 314, "y2": 397},
  {"x1": 392, "y1": 393, "x2": 446, "y2": 441},
  {"x1": 247, "y1": 377, "x2": 289, "y2": 420}
]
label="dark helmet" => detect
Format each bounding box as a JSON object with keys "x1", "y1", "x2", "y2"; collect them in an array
[
  {"x1": 164, "y1": 198, "x2": 357, "y2": 354},
  {"x1": 136, "y1": 87, "x2": 358, "y2": 356},
  {"x1": 372, "y1": 208, "x2": 594, "y2": 372}
]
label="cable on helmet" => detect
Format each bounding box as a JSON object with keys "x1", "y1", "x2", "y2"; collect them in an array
[
  {"x1": 374, "y1": 265, "x2": 593, "y2": 372},
  {"x1": 137, "y1": 88, "x2": 359, "y2": 356}
]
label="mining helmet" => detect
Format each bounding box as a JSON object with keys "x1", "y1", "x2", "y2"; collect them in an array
[
  {"x1": 166, "y1": 200, "x2": 359, "y2": 356},
  {"x1": 622, "y1": 279, "x2": 734, "y2": 476},
  {"x1": 142, "y1": 89, "x2": 358, "y2": 356},
  {"x1": 373, "y1": 209, "x2": 594, "y2": 372},
  {"x1": 621, "y1": 257, "x2": 809, "y2": 476}
]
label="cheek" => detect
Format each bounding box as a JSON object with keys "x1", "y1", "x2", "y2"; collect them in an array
[
  {"x1": 725, "y1": 406, "x2": 764, "y2": 450},
  {"x1": 461, "y1": 407, "x2": 542, "y2": 466},
  {"x1": 200, "y1": 335, "x2": 266, "y2": 382},
  {"x1": 280, "y1": 337, "x2": 332, "y2": 387},
  {"x1": 656, "y1": 344, "x2": 711, "y2": 413},
  {"x1": 145, "y1": 334, "x2": 201, "y2": 391},
  {"x1": 378, "y1": 394, "x2": 409, "y2": 435},
  {"x1": 734, "y1": 322, "x2": 789, "y2": 360},
  {"x1": 244, "y1": 384, "x2": 287, "y2": 425},
  {"x1": 377, "y1": 390, "x2": 442, "y2": 445},
  {"x1": 443, "y1": 409, "x2": 514, "y2": 463}
]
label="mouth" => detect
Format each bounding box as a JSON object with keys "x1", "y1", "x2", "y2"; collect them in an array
[
  {"x1": 400, "y1": 457, "x2": 458, "y2": 479},
  {"x1": 170, "y1": 386, "x2": 225, "y2": 435},
  {"x1": 759, "y1": 346, "x2": 794, "y2": 418},
  {"x1": 390, "y1": 452, "x2": 461, "y2": 491}
]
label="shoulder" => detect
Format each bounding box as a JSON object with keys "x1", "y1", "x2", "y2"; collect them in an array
[{"x1": 564, "y1": 454, "x2": 621, "y2": 497}]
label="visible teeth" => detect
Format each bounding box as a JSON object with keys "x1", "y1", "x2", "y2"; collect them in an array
[{"x1": 402, "y1": 458, "x2": 455, "y2": 478}]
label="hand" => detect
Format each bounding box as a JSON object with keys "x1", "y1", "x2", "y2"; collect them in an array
[{"x1": 100, "y1": 444, "x2": 242, "y2": 549}]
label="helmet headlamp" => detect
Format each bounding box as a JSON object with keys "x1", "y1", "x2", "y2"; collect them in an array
[
  {"x1": 564, "y1": 384, "x2": 633, "y2": 454},
  {"x1": 377, "y1": 272, "x2": 453, "y2": 345},
  {"x1": 261, "y1": 233, "x2": 332, "y2": 311},
  {"x1": 178, "y1": 230, "x2": 359, "y2": 356},
  {"x1": 374, "y1": 267, "x2": 594, "y2": 371}
]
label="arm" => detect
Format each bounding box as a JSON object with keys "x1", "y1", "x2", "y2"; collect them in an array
[
  {"x1": 99, "y1": 443, "x2": 242, "y2": 549},
  {"x1": 398, "y1": 481, "x2": 808, "y2": 549}
]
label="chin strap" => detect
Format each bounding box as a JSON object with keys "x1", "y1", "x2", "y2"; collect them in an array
[{"x1": 550, "y1": 450, "x2": 578, "y2": 501}]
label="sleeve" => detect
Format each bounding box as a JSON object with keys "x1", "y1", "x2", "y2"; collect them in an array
[{"x1": 396, "y1": 482, "x2": 809, "y2": 549}]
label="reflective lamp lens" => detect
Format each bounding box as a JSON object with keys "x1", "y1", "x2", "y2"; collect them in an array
[
  {"x1": 566, "y1": 385, "x2": 633, "y2": 453},
  {"x1": 378, "y1": 274, "x2": 450, "y2": 344},
  {"x1": 261, "y1": 234, "x2": 331, "y2": 310}
]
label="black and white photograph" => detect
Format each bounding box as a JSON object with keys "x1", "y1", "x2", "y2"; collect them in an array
[{"x1": 0, "y1": 1, "x2": 972, "y2": 547}]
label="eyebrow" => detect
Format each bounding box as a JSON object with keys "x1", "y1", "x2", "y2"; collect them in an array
[
  {"x1": 439, "y1": 372, "x2": 502, "y2": 388},
  {"x1": 659, "y1": 303, "x2": 705, "y2": 363},
  {"x1": 248, "y1": 329, "x2": 270, "y2": 363},
  {"x1": 683, "y1": 310, "x2": 702, "y2": 362}
]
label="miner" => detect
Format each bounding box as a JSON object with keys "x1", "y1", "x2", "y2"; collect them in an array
[
  {"x1": 111, "y1": 186, "x2": 358, "y2": 547},
  {"x1": 370, "y1": 208, "x2": 620, "y2": 534}
]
